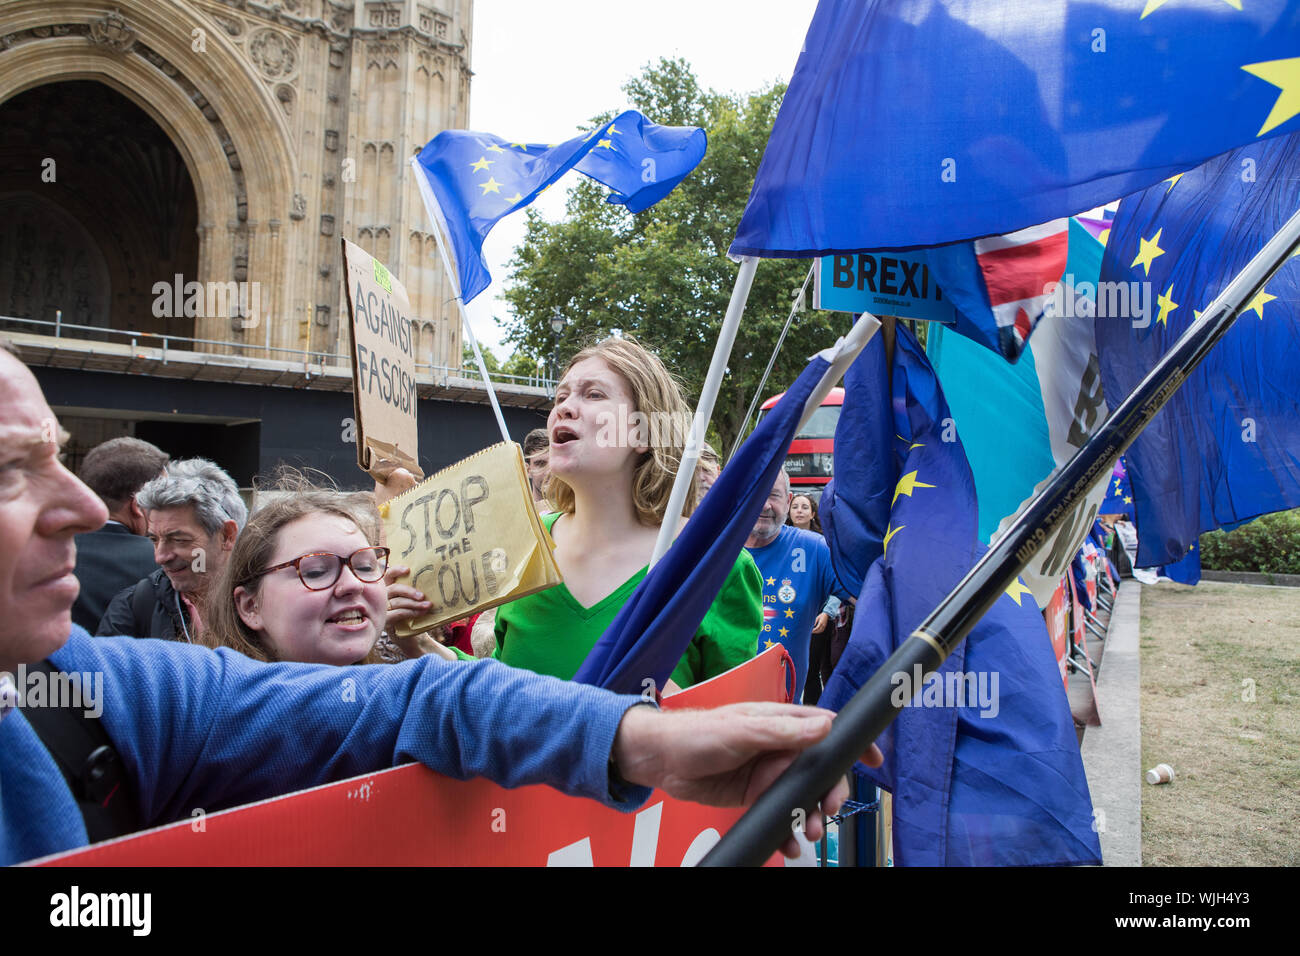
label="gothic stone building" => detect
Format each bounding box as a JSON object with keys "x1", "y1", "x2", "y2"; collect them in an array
[{"x1": 0, "y1": 0, "x2": 545, "y2": 488}]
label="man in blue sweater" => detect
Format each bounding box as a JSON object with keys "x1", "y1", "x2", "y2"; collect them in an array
[
  {"x1": 745, "y1": 472, "x2": 852, "y2": 703},
  {"x1": 0, "y1": 343, "x2": 877, "y2": 866}
]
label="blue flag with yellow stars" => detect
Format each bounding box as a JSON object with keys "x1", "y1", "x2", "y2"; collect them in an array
[
  {"x1": 1162, "y1": 543, "x2": 1202, "y2": 585},
  {"x1": 731, "y1": 0, "x2": 1300, "y2": 257},
  {"x1": 1095, "y1": 130, "x2": 1300, "y2": 568},
  {"x1": 412, "y1": 110, "x2": 706, "y2": 303},
  {"x1": 820, "y1": 323, "x2": 1100, "y2": 866},
  {"x1": 1100, "y1": 458, "x2": 1135, "y2": 519}
]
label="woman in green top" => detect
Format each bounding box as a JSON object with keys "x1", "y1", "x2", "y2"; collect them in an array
[{"x1": 494, "y1": 336, "x2": 762, "y2": 690}]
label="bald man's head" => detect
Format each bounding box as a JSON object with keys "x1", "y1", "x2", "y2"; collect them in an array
[
  {"x1": 0, "y1": 349, "x2": 108, "y2": 671},
  {"x1": 747, "y1": 468, "x2": 792, "y2": 548}
]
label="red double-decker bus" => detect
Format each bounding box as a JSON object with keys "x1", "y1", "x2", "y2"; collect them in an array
[{"x1": 756, "y1": 387, "x2": 843, "y2": 501}]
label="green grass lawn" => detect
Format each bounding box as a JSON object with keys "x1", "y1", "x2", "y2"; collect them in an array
[{"x1": 1140, "y1": 581, "x2": 1300, "y2": 865}]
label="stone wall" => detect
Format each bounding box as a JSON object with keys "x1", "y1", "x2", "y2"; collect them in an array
[{"x1": 0, "y1": 0, "x2": 471, "y2": 366}]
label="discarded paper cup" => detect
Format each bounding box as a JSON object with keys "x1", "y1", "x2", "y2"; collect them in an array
[{"x1": 1145, "y1": 763, "x2": 1175, "y2": 785}]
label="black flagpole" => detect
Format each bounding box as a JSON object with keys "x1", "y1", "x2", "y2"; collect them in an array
[{"x1": 700, "y1": 208, "x2": 1300, "y2": 867}]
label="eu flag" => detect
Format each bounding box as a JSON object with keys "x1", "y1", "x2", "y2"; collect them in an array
[
  {"x1": 1095, "y1": 131, "x2": 1300, "y2": 567},
  {"x1": 413, "y1": 110, "x2": 706, "y2": 302},
  {"x1": 1100, "y1": 458, "x2": 1135, "y2": 519},
  {"x1": 572, "y1": 356, "x2": 828, "y2": 694},
  {"x1": 820, "y1": 324, "x2": 1100, "y2": 866},
  {"x1": 731, "y1": 0, "x2": 1300, "y2": 257}
]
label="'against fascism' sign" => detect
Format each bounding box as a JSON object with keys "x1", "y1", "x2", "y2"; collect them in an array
[
  {"x1": 342, "y1": 238, "x2": 423, "y2": 480},
  {"x1": 381, "y1": 442, "x2": 562, "y2": 636}
]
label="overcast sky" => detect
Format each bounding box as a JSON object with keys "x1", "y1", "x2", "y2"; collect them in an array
[{"x1": 460, "y1": 0, "x2": 819, "y2": 359}]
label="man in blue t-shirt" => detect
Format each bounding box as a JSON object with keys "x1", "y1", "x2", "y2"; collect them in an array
[{"x1": 745, "y1": 472, "x2": 851, "y2": 702}]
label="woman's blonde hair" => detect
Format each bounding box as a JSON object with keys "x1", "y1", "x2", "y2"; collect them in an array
[
  {"x1": 547, "y1": 336, "x2": 697, "y2": 526},
  {"x1": 201, "y1": 468, "x2": 385, "y2": 664}
]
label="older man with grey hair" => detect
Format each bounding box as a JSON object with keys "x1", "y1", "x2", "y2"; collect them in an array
[{"x1": 97, "y1": 458, "x2": 247, "y2": 641}]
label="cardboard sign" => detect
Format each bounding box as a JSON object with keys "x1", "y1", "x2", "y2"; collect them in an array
[
  {"x1": 815, "y1": 253, "x2": 956, "y2": 323},
  {"x1": 381, "y1": 441, "x2": 562, "y2": 636},
  {"x1": 342, "y1": 238, "x2": 423, "y2": 480},
  {"x1": 35, "y1": 646, "x2": 795, "y2": 867}
]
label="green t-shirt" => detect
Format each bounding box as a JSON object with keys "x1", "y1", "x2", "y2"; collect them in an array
[{"x1": 494, "y1": 512, "x2": 762, "y2": 689}]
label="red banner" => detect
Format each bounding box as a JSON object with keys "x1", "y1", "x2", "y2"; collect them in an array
[
  {"x1": 1043, "y1": 579, "x2": 1069, "y2": 691},
  {"x1": 38, "y1": 646, "x2": 795, "y2": 867}
]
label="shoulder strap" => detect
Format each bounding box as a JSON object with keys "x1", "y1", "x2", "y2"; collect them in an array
[
  {"x1": 18, "y1": 660, "x2": 141, "y2": 843},
  {"x1": 130, "y1": 576, "x2": 156, "y2": 637}
]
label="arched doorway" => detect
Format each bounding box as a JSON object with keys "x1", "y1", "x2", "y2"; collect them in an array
[{"x1": 0, "y1": 80, "x2": 199, "y2": 338}]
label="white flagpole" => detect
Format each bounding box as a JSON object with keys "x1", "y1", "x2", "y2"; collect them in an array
[
  {"x1": 647, "y1": 280, "x2": 879, "y2": 570},
  {"x1": 649, "y1": 255, "x2": 758, "y2": 568},
  {"x1": 798, "y1": 311, "x2": 880, "y2": 432},
  {"x1": 409, "y1": 156, "x2": 512, "y2": 445}
]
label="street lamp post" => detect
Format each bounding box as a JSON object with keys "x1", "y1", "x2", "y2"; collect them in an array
[{"x1": 549, "y1": 308, "x2": 568, "y2": 395}]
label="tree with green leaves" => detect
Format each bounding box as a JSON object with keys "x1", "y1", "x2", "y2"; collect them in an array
[
  {"x1": 462, "y1": 342, "x2": 501, "y2": 373},
  {"x1": 500, "y1": 58, "x2": 848, "y2": 454}
]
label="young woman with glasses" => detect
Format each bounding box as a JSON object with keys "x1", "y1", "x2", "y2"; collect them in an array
[{"x1": 202, "y1": 482, "x2": 457, "y2": 666}]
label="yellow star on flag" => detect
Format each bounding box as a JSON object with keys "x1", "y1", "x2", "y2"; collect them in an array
[
  {"x1": 1163, "y1": 172, "x2": 1184, "y2": 193},
  {"x1": 784, "y1": 608, "x2": 794, "y2": 618},
  {"x1": 764, "y1": 639, "x2": 775, "y2": 650},
  {"x1": 766, "y1": 576, "x2": 776, "y2": 586},
  {"x1": 1155, "y1": 284, "x2": 1179, "y2": 327},
  {"x1": 1141, "y1": 0, "x2": 1241, "y2": 18},
  {"x1": 892, "y1": 470, "x2": 936, "y2": 506},
  {"x1": 1245, "y1": 289, "x2": 1277, "y2": 319},
  {"x1": 468, "y1": 156, "x2": 494, "y2": 172},
  {"x1": 509, "y1": 142, "x2": 529, "y2": 150},
  {"x1": 1131, "y1": 227, "x2": 1165, "y2": 276},
  {"x1": 477, "y1": 177, "x2": 502, "y2": 195},
  {"x1": 596, "y1": 138, "x2": 613, "y2": 149},
  {"x1": 1242, "y1": 57, "x2": 1300, "y2": 137},
  {"x1": 882, "y1": 522, "x2": 904, "y2": 557},
  {"x1": 486, "y1": 144, "x2": 506, "y2": 153},
  {"x1": 778, "y1": 627, "x2": 789, "y2": 638},
  {"x1": 504, "y1": 192, "x2": 524, "y2": 205},
  {"x1": 1123, "y1": 495, "x2": 1133, "y2": 504},
  {"x1": 1005, "y1": 578, "x2": 1034, "y2": 607}
]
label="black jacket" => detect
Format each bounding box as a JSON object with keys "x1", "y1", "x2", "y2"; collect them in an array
[
  {"x1": 97, "y1": 567, "x2": 193, "y2": 642},
  {"x1": 71, "y1": 523, "x2": 159, "y2": 633}
]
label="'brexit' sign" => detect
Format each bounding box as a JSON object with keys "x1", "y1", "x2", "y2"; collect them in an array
[{"x1": 815, "y1": 253, "x2": 955, "y2": 324}]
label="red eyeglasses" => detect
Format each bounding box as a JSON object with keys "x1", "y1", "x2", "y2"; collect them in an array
[{"x1": 257, "y1": 547, "x2": 390, "y2": 591}]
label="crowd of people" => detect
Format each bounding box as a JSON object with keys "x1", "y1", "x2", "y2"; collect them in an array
[{"x1": 1, "y1": 334, "x2": 880, "y2": 865}]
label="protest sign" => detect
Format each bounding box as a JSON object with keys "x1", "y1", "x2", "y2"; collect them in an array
[
  {"x1": 342, "y1": 238, "x2": 423, "y2": 480},
  {"x1": 814, "y1": 253, "x2": 956, "y2": 323},
  {"x1": 380, "y1": 441, "x2": 562, "y2": 636}
]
